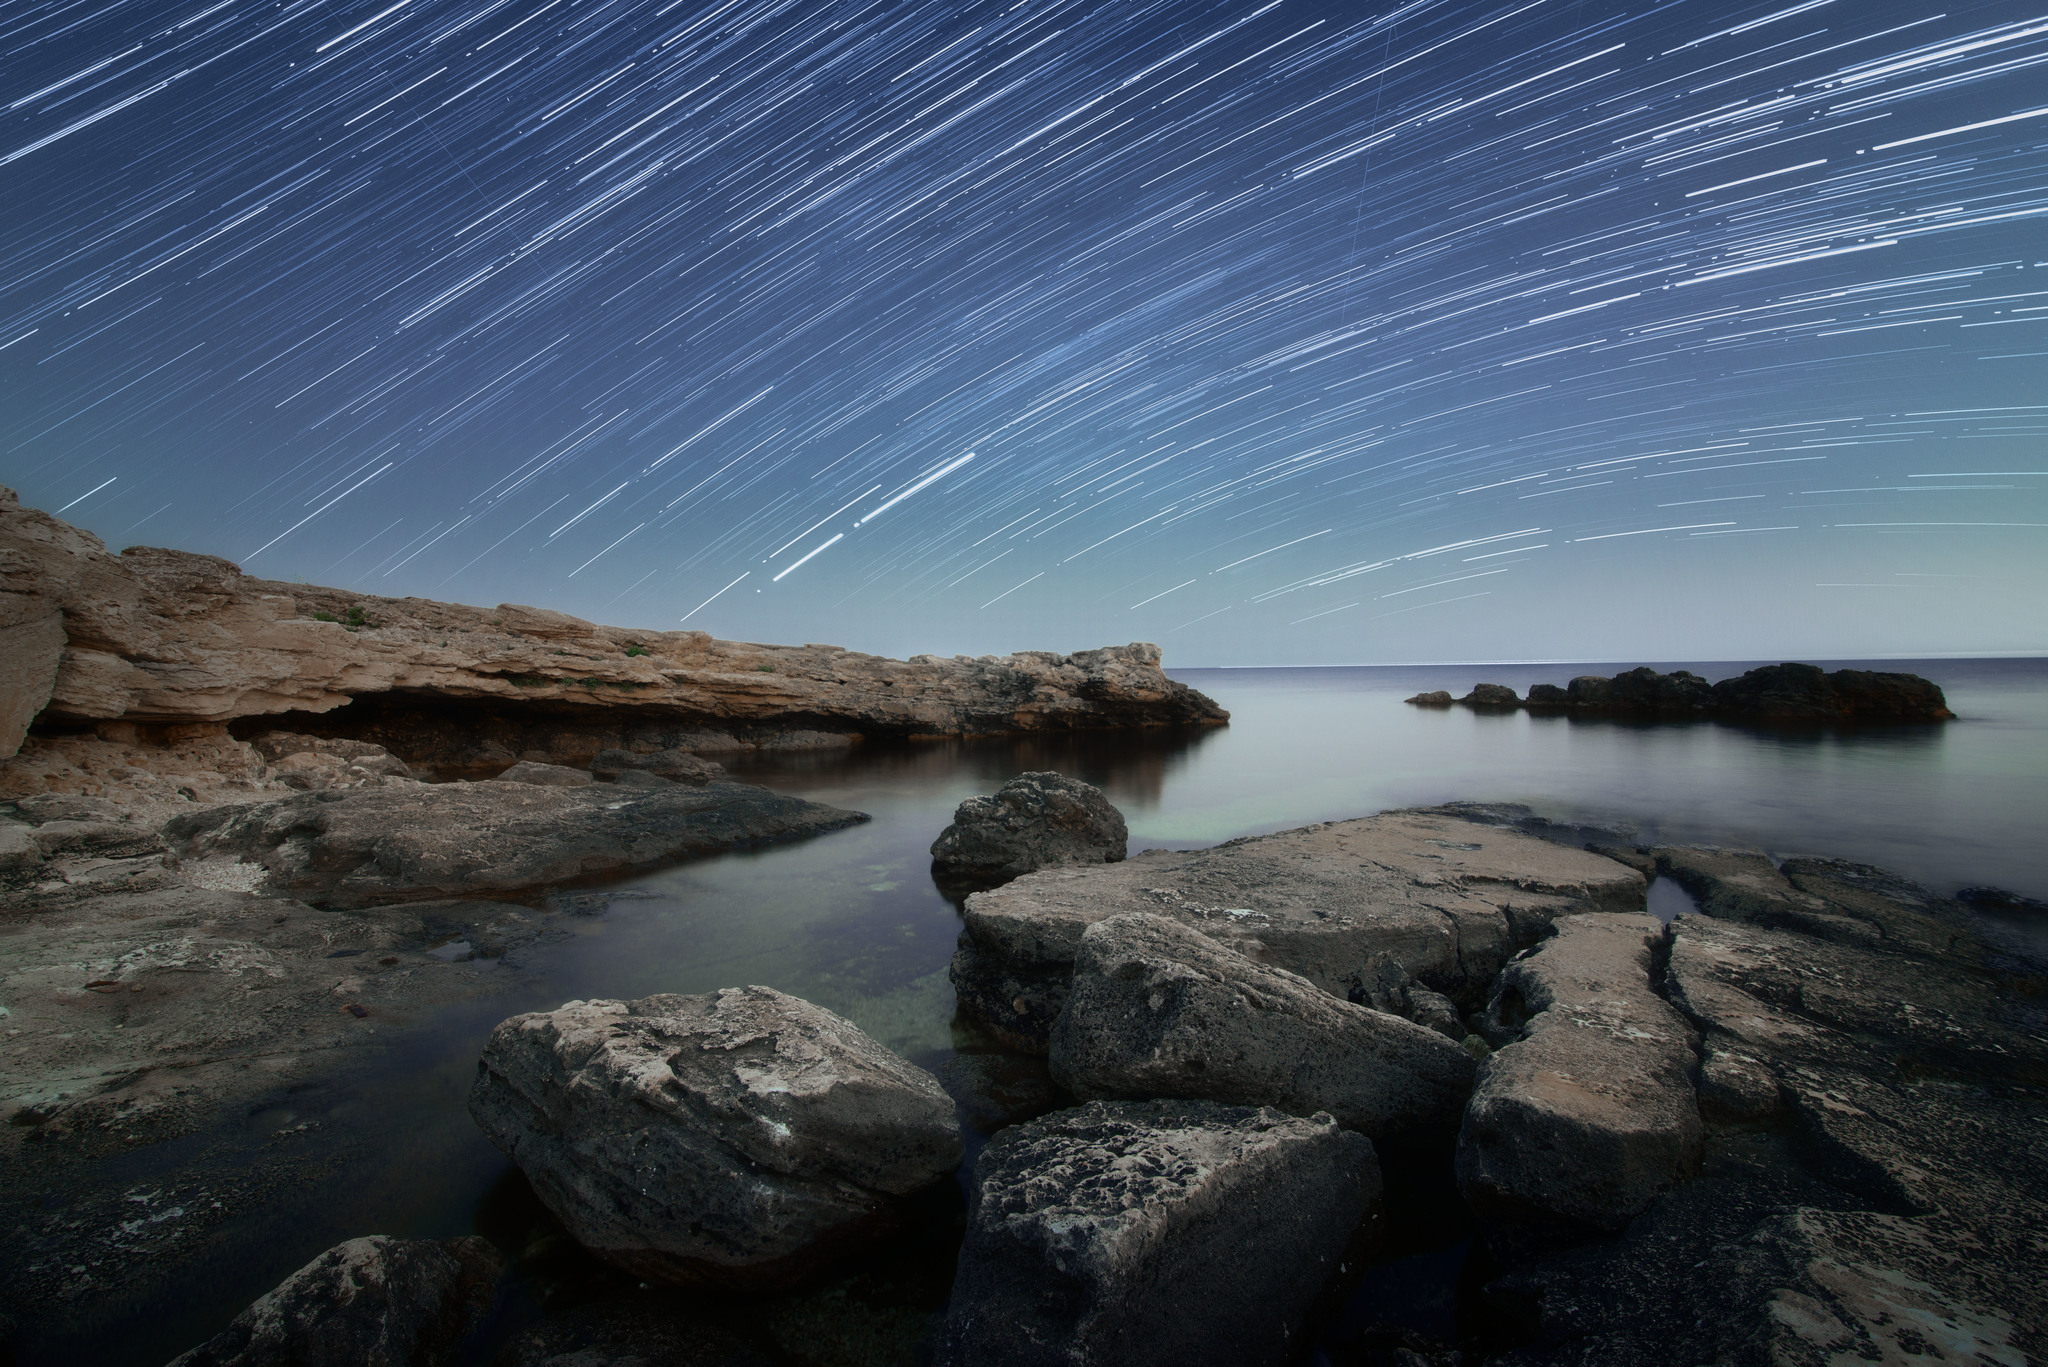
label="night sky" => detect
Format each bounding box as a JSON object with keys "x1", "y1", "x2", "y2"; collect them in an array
[{"x1": 4, "y1": 0, "x2": 2045, "y2": 665}]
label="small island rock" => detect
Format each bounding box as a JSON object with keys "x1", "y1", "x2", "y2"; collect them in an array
[
  {"x1": 468, "y1": 986, "x2": 962, "y2": 1290},
  {"x1": 929, "y1": 771, "x2": 1127, "y2": 882},
  {"x1": 1404, "y1": 690, "x2": 1454, "y2": 707},
  {"x1": 1459, "y1": 683, "x2": 1521, "y2": 708}
]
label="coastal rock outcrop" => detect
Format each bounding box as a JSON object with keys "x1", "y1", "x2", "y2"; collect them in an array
[
  {"x1": 165, "y1": 778, "x2": 866, "y2": 907},
  {"x1": 1457, "y1": 913, "x2": 1704, "y2": 1249},
  {"x1": 951, "y1": 810, "x2": 1645, "y2": 1052},
  {"x1": 467, "y1": 987, "x2": 962, "y2": 1290},
  {"x1": 0, "y1": 487, "x2": 1226, "y2": 773},
  {"x1": 931, "y1": 1099, "x2": 1380, "y2": 1367},
  {"x1": 1048, "y1": 912, "x2": 1476, "y2": 1139},
  {"x1": 1405, "y1": 663, "x2": 1952, "y2": 723},
  {"x1": 588, "y1": 747, "x2": 725, "y2": 785},
  {"x1": 929, "y1": 771, "x2": 1127, "y2": 883},
  {"x1": 167, "y1": 1235, "x2": 503, "y2": 1367}
]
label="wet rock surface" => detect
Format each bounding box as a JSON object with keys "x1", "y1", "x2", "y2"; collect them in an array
[
  {"x1": 163, "y1": 778, "x2": 867, "y2": 907},
  {"x1": 1458, "y1": 913, "x2": 1704, "y2": 1249},
  {"x1": 1049, "y1": 911, "x2": 1476, "y2": 1139},
  {"x1": 928, "y1": 770, "x2": 1127, "y2": 884},
  {"x1": 933, "y1": 1099, "x2": 1381, "y2": 1367},
  {"x1": 952, "y1": 809, "x2": 1645, "y2": 1051},
  {"x1": 166, "y1": 1234, "x2": 502, "y2": 1366},
  {"x1": 467, "y1": 987, "x2": 963, "y2": 1290}
]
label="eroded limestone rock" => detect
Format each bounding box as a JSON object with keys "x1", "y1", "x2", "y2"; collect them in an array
[
  {"x1": 929, "y1": 771, "x2": 1127, "y2": 883},
  {"x1": 1457, "y1": 913, "x2": 1703, "y2": 1249},
  {"x1": 467, "y1": 987, "x2": 962, "y2": 1289},
  {"x1": 1048, "y1": 912, "x2": 1475, "y2": 1139},
  {"x1": 932, "y1": 1099, "x2": 1380, "y2": 1367}
]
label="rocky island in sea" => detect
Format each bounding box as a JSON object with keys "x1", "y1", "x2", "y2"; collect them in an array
[{"x1": 1, "y1": 485, "x2": 2041, "y2": 1366}]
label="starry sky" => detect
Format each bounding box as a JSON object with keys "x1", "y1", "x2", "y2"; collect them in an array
[{"x1": 4, "y1": 0, "x2": 2046, "y2": 666}]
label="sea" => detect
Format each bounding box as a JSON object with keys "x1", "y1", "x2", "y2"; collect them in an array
[{"x1": 18, "y1": 656, "x2": 2047, "y2": 1366}]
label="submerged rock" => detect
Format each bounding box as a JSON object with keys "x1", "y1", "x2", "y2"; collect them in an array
[
  {"x1": 164, "y1": 778, "x2": 867, "y2": 907},
  {"x1": 952, "y1": 809, "x2": 1645, "y2": 1051},
  {"x1": 468, "y1": 987, "x2": 962, "y2": 1290},
  {"x1": 1048, "y1": 911, "x2": 1475, "y2": 1139},
  {"x1": 932, "y1": 1099, "x2": 1380, "y2": 1367},
  {"x1": 588, "y1": 747, "x2": 726, "y2": 785},
  {"x1": 167, "y1": 1235, "x2": 503, "y2": 1367},
  {"x1": 929, "y1": 771, "x2": 1128, "y2": 883},
  {"x1": 1458, "y1": 913, "x2": 1703, "y2": 1251}
]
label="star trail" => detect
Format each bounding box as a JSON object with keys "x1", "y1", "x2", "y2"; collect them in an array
[{"x1": 3, "y1": 0, "x2": 2045, "y2": 662}]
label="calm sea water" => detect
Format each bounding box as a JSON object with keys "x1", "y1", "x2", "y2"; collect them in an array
[{"x1": 26, "y1": 656, "x2": 2047, "y2": 1366}]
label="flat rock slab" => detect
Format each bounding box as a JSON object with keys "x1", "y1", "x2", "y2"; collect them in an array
[
  {"x1": 468, "y1": 986, "x2": 962, "y2": 1290},
  {"x1": 933, "y1": 1099, "x2": 1380, "y2": 1367},
  {"x1": 1458, "y1": 913, "x2": 1703, "y2": 1249},
  {"x1": 168, "y1": 1234, "x2": 502, "y2": 1367},
  {"x1": 1049, "y1": 912, "x2": 1475, "y2": 1139},
  {"x1": 954, "y1": 809, "x2": 1644, "y2": 1050},
  {"x1": 165, "y1": 779, "x2": 867, "y2": 907}
]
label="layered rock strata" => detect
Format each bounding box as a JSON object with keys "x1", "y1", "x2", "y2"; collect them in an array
[
  {"x1": 1048, "y1": 912, "x2": 1476, "y2": 1139},
  {"x1": 928, "y1": 770, "x2": 1128, "y2": 883},
  {"x1": 950, "y1": 809, "x2": 1645, "y2": 1052},
  {"x1": 932, "y1": 1099, "x2": 1380, "y2": 1367},
  {"x1": 467, "y1": 987, "x2": 963, "y2": 1290},
  {"x1": 1457, "y1": 913, "x2": 1705, "y2": 1250},
  {"x1": 0, "y1": 486, "x2": 1226, "y2": 775},
  {"x1": 1408, "y1": 664, "x2": 1952, "y2": 723},
  {"x1": 164, "y1": 778, "x2": 867, "y2": 907},
  {"x1": 169, "y1": 1235, "x2": 502, "y2": 1367}
]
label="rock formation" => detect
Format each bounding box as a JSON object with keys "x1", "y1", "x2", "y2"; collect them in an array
[
  {"x1": 467, "y1": 987, "x2": 963, "y2": 1290},
  {"x1": 1458, "y1": 913, "x2": 1705, "y2": 1250},
  {"x1": 1408, "y1": 663, "x2": 1952, "y2": 723},
  {"x1": 0, "y1": 486, "x2": 1226, "y2": 784},
  {"x1": 1049, "y1": 911, "x2": 1476, "y2": 1139},
  {"x1": 928, "y1": 771, "x2": 1128, "y2": 883},
  {"x1": 931, "y1": 1099, "x2": 1380, "y2": 1367},
  {"x1": 163, "y1": 777, "x2": 866, "y2": 907},
  {"x1": 167, "y1": 1235, "x2": 503, "y2": 1367},
  {"x1": 950, "y1": 809, "x2": 1646, "y2": 1052}
]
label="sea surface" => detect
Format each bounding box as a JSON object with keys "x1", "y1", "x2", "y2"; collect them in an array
[{"x1": 22, "y1": 656, "x2": 2048, "y2": 1366}]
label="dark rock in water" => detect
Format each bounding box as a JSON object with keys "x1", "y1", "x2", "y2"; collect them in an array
[
  {"x1": 589, "y1": 747, "x2": 726, "y2": 785},
  {"x1": 1404, "y1": 690, "x2": 1454, "y2": 707},
  {"x1": 467, "y1": 986, "x2": 962, "y2": 1290},
  {"x1": 932, "y1": 1099, "x2": 1381, "y2": 1367},
  {"x1": 1566, "y1": 674, "x2": 1613, "y2": 707},
  {"x1": 1048, "y1": 912, "x2": 1475, "y2": 1140},
  {"x1": 1605, "y1": 666, "x2": 1716, "y2": 713},
  {"x1": 167, "y1": 1234, "x2": 503, "y2": 1366},
  {"x1": 947, "y1": 932, "x2": 1073, "y2": 1055},
  {"x1": 164, "y1": 779, "x2": 866, "y2": 907},
  {"x1": 1957, "y1": 884, "x2": 2048, "y2": 915},
  {"x1": 929, "y1": 771, "x2": 1127, "y2": 883},
  {"x1": 1524, "y1": 682, "x2": 1569, "y2": 707},
  {"x1": 1458, "y1": 913, "x2": 1703, "y2": 1252},
  {"x1": 496, "y1": 1300, "x2": 782, "y2": 1367},
  {"x1": 1711, "y1": 661, "x2": 1955, "y2": 722},
  {"x1": 1459, "y1": 683, "x2": 1521, "y2": 709}
]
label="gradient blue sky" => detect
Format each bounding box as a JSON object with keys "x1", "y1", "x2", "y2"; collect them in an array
[{"x1": 4, "y1": 0, "x2": 2045, "y2": 664}]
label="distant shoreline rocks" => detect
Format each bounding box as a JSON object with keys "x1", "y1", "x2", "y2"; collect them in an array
[{"x1": 1406, "y1": 662, "x2": 1954, "y2": 723}]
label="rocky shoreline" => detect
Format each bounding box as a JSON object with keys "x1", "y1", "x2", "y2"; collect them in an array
[{"x1": 1406, "y1": 663, "x2": 1955, "y2": 723}]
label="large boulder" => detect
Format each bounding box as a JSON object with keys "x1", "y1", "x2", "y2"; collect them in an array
[
  {"x1": 1048, "y1": 912, "x2": 1476, "y2": 1139},
  {"x1": 1457, "y1": 913, "x2": 1704, "y2": 1250},
  {"x1": 1459, "y1": 683, "x2": 1520, "y2": 709},
  {"x1": 929, "y1": 771, "x2": 1127, "y2": 882},
  {"x1": 932, "y1": 1099, "x2": 1380, "y2": 1367},
  {"x1": 163, "y1": 778, "x2": 866, "y2": 907},
  {"x1": 467, "y1": 987, "x2": 962, "y2": 1290},
  {"x1": 953, "y1": 809, "x2": 1646, "y2": 1051},
  {"x1": 1711, "y1": 662, "x2": 1953, "y2": 722},
  {"x1": 167, "y1": 1235, "x2": 503, "y2": 1367}
]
